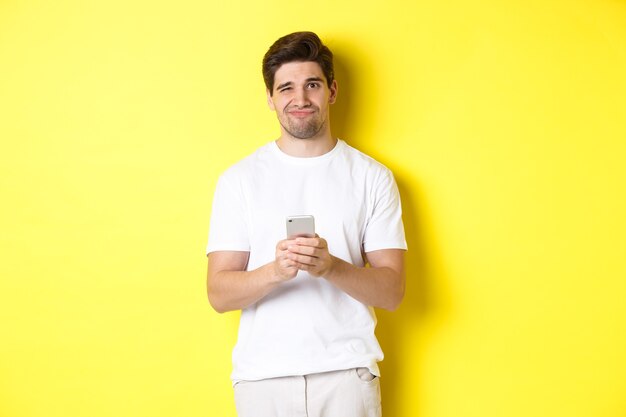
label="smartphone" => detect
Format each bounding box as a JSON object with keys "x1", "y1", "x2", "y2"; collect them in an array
[{"x1": 286, "y1": 215, "x2": 315, "y2": 239}]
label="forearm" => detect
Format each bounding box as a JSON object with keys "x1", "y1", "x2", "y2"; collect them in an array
[
  {"x1": 207, "y1": 262, "x2": 281, "y2": 313},
  {"x1": 325, "y1": 256, "x2": 405, "y2": 311}
]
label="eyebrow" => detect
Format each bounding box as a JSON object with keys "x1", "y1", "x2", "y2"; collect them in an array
[
  {"x1": 276, "y1": 81, "x2": 293, "y2": 91},
  {"x1": 275, "y1": 77, "x2": 324, "y2": 91}
]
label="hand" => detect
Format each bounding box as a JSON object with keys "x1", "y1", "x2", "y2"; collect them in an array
[
  {"x1": 273, "y1": 239, "x2": 300, "y2": 281},
  {"x1": 285, "y1": 234, "x2": 335, "y2": 278}
]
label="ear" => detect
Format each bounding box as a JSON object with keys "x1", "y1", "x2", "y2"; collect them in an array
[
  {"x1": 328, "y1": 79, "x2": 338, "y2": 104},
  {"x1": 266, "y1": 89, "x2": 276, "y2": 111}
]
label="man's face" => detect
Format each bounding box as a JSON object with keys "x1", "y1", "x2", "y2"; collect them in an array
[{"x1": 267, "y1": 61, "x2": 337, "y2": 140}]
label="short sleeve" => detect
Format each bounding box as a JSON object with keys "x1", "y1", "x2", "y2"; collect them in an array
[
  {"x1": 206, "y1": 173, "x2": 250, "y2": 254},
  {"x1": 362, "y1": 169, "x2": 407, "y2": 253}
]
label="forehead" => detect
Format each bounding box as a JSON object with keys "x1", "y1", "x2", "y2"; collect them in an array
[{"x1": 273, "y1": 61, "x2": 326, "y2": 86}]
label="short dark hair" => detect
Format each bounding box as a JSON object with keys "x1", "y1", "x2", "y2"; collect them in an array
[{"x1": 262, "y1": 31, "x2": 334, "y2": 95}]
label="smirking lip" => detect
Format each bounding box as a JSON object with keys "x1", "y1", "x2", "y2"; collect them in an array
[{"x1": 288, "y1": 110, "x2": 315, "y2": 117}]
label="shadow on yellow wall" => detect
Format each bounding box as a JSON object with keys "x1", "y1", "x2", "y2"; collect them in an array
[{"x1": 332, "y1": 46, "x2": 445, "y2": 416}]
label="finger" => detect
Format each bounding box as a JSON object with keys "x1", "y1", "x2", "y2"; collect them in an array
[
  {"x1": 288, "y1": 252, "x2": 316, "y2": 266},
  {"x1": 282, "y1": 254, "x2": 300, "y2": 266},
  {"x1": 287, "y1": 244, "x2": 318, "y2": 257},
  {"x1": 275, "y1": 242, "x2": 286, "y2": 251},
  {"x1": 277, "y1": 250, "x2": 298, "y2": 267},
  {"x1": 294, "y1": 262, "x2": 323, "y2": 277},
  {"x1": 295, "y1": 262, "x2": 310, "y2": 271},
  {"x1": 295, "y1": 237, "x2": 327, "y2": 248},
  {"x1": 281, "y1": 260, "x2": 299, "y2": 273},
  {"x1": 294, "y1": 260, "x2": 320, "y2": 270}
]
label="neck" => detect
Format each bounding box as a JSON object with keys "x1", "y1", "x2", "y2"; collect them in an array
[{"x1": 276, "y1": 131, "x2": 337, "y2": 158}]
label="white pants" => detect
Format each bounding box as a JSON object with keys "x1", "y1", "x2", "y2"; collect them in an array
[{"x1": 233, "y1": 368, "x2": 382, "y2": 417}]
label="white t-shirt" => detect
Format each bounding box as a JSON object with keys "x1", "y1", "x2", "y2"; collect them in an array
[{"x1": 207, "y1": 139, "x2": 407, "y2": 383}]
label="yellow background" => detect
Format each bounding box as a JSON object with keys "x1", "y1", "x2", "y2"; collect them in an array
[{"x1": 1, "y1": 0, "x2": 625, "y2": 416}]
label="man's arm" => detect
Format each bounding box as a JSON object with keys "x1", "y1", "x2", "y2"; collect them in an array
[
  {"x1": 206, "y1": 240, "x2": 301, "y2": 313},
  {"x1": 327, "y1": 249, "x2": 405, "y2": 311},
  {"x1": 285, "y1": 237, "x2": 405, "y2": 311}
]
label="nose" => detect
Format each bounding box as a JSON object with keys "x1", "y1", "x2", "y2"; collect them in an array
[{"x1": 292, "y1": 88, "x2": 310, "y2": 107}]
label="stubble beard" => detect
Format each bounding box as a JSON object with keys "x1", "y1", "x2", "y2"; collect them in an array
[{"x1": 279, "y1": 108, "x2": 326, "y2": 140}]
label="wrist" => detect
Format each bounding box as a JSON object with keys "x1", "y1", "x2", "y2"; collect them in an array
[
  {"x1": 324, "y1": 255, "x2": 341, "y2": 279},
  {"x1": 265, "y1": 262, "x2": 285, "y2": 284}
]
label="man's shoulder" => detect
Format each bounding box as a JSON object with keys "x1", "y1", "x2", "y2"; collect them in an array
[{"x1": 339, "y1": 140, "x2": 393, "y2": 177}]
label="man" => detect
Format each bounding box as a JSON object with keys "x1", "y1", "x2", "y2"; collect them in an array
[{"x1": 206, "y1": 31, "x2": 407, "y2": 417}]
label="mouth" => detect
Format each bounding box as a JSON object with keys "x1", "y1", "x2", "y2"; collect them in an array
[{"x1": 287, "y1": 109, "x2": 315, "y2": 118}]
